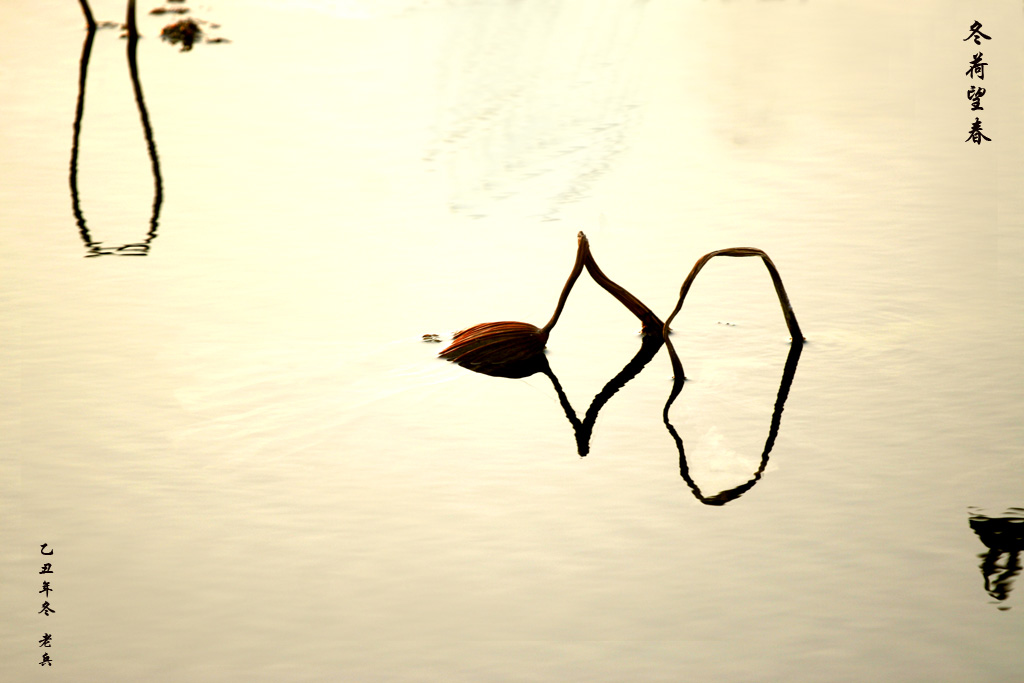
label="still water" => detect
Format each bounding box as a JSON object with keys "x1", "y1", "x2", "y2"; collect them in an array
[{"x1": 2, "y1": 0, "x2": 1022, "y2": 680}]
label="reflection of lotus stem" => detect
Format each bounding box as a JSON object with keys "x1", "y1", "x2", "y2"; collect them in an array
[
  {"x1": 69, "y1": 20, "x2": 96, "y2": 249},
  {"x1": 663, "y1": 339, "x2": 802, "y2": 505},
  {"x1": 547, "y1": 333, "x2": 664, "y2": 456},
  {"x1": 125, "y1": 0, "x2": 163, "y2": 252},
  {"x1": 78, "y1": 0, "x2": 96, "y2": 30},
  {"x1": 71, "y1": 0, "x2": 163, "y2": 256}
]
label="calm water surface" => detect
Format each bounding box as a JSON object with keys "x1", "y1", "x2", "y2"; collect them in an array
[{"x1": 2, "y1": 0, "x2": 1022, "y2": 681}]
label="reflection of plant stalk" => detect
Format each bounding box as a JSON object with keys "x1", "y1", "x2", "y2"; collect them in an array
[
  {"x1": 663, "y1": 337, "x2": 802, "y2": 505},
  {"x1": 969, "y1": 512, "x2": 1024, "y2": 606},
  {"x1": 659, "y1": 246, "x2": 803, "y2": 504},
  {"x1": 545, "y1": 333, "x2": 664, "y2": 456},
  {"x1": 69, "y1": 15, "x2": 97, "y2": 248},
  {"x1": 78, "y1": 0, "x2": 96, "y2": 30},
  {"x1": 70, "y1": 0, "x2": 163, "y2": 256},
  {"x1": 126, "y1": 0, "x2": 164, "y2": 254}
]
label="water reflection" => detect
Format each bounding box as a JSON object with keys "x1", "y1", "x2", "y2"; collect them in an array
[
  {"x1": 442, "y1": 235, "x2": 805, "y2": 497},
  {"x1": 70, "y1": 0, "x2": 163, "y2": 257},
  {"x1": 445, "y1": 329, "x2": 801, "y2": 495},
  {"x1": 440, "y1": 233, "x2": 662, "y2": 377},
  {"x1": 663, "y1": 339, "x2": 803, "y2": 505},
  {"x1": 968, "y1": 508, "x2": 1024, "y2": 610},
  {"x1": 546, "y1": 334, "x2": 664, "y2": 457}
]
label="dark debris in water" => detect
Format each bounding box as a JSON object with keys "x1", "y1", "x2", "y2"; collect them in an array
[
  {"x1": 160, "y1": 18, "x2": 201, "y2": 50},
  {"x1": 159, "y1": 15, "x2": 230, "y2": 51}
]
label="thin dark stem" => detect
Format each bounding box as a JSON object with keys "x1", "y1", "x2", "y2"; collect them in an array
[
  {"x1": 78, "y1": 0, "x2": 96, "y2": 30},
  {"x1": 583, "y1": 249, "x2": 664, "y2": 336},
  {"x1": 124, "y1": 0, "x2": 163, "y2": 253},
  {"x1": 662, "y1": 247, "x2": 804, "y2": 379},
  {"x1": 540, "y1": 232, "x2": 590, "y2": 336},
  {"x1": 663, "y1": 247, "x2": 803, "y2": 342},
  {"x1": 663, "y1": 334, "x2": 803, "y2": 505},
  {"x1": 70, "y1": 22, "x2": 96, "y2": 252},
  {"x1": 543, "y1": 333, "x2": 664, "y2": 457}
]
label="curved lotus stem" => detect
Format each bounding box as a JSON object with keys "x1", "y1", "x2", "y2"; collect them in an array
[
  {"x1": 78, "y1": 0, "x2": 96, "y2": 30},
  {"x1": 440, "y1": 233, "x2": 590, "y2": 375},
  {"x1": 539, "y1": 232, "x2": 590, "y2": 335},
  {"x1": 583, "y1": 245, "x2": 664, "y2": 337},
  {"x1": 664, "y1": 247, "x2": 803, "y2": 341},
  {"x1": 662, "y1": 247, "x2": 803, "y2": 382}
]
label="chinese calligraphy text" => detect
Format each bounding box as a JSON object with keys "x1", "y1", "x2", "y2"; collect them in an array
[
  {"x1": 963, "y1": 21, "x2": 992, "y2": 144},
  {"x1": 37, "y1": 544, "x2": 55, "y2": 666}
]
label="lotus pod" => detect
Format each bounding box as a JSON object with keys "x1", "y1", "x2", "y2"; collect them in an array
[{"x1": 439, "y1": 321, "x2": 549, "y2": 377}]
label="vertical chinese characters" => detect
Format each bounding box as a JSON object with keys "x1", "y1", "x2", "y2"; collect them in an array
[
  {"x1": 38, "y1": 543, "x2": 55, "y2": 666},
  {"x1": 963, "y1": 21, "x2": 992, "y2": 144}
]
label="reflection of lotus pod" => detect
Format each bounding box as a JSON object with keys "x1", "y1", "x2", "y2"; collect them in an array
[{"x1": 970, "y1": 510, "x2": 1024, "y2": 552}]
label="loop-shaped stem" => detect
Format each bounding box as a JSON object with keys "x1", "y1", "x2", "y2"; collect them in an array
[
  {"x1": 663, "y1": 247, "x2": 803, "y2": 341},
  {"x1": 662, "y1": 247, "x2": 803, "y2": 382}
]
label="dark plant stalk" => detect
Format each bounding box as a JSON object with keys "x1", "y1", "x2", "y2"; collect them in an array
[
  {"x1": 662, "y1": 247, "x2": 804, "y2": 381},
  {"x1": 440, "y1": 234, "x2": 591, "y2": 374},
  {"x1": 582, "y1": 249, "x2": 663, "y2": 337},
  {"x1": 70, "y1": 21, "x2": 96, "y2": 252},
  {"x1": 441, "y1": 233, "x2": 667, "y2": 376},
  {"x1": 124, "y1": 0, "x2": 163, "y2": 254},
  {"x1": 664, "y1": 247, "x2": 803, "y2": 341},
  {"x1": 78, "y1": 0, "x2": 96, "y2": 30},
  {"x1": 539, "y1": 232, "x2": 590, "y2": 336}
]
